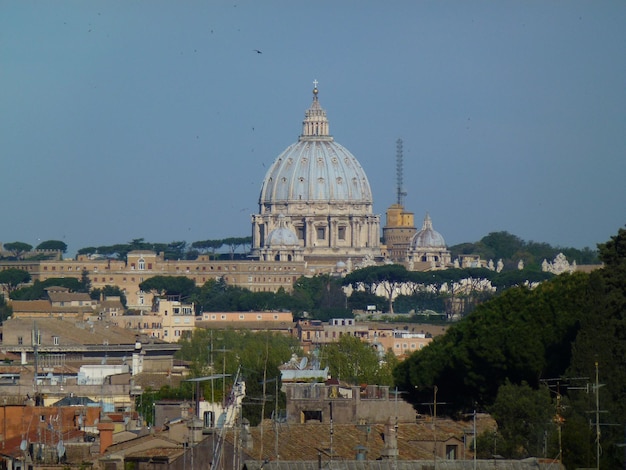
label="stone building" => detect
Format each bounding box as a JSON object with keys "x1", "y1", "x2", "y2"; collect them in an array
[
  {"x1": 406, "y1": 213, "x2": 452, "y2": 269},
  {"x1": 382, "y1": 203, "x2": 417, "y2": 262},
  {"x1": 252, "y1": 83, "x2": 383, "y2": 271}
]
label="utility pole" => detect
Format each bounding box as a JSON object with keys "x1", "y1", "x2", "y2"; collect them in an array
[{"x1": 420, "y1": 386, "x2": 448, "y2": 469}]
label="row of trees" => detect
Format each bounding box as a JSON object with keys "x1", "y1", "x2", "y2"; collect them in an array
[
  {"x1": 450, "y1": 231, "x2": 598, "y2": 270},
  {"x1": 76, "y1": 237, "x2": 253, "y2": 261},
  {"x1": 4, "y1": 231, "x2": 596, "y2": 267},
  {"x1": 2, "y1": 262, "x2": 558, "y2": 323},
  {"x1": 139, "y1": 327, "x2": 399, "y2": 427},
  {"x1": 394, "y1": 227, "x2": 626, "y2": 469},
  {"x1": 1, "y1": 240, "x2": 68, "y2": 259}
]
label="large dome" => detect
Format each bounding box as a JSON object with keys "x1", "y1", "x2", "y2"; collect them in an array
[
  {"x1": 251, "y1": 83, "x2": 381, "y2": 265},
  {"x1": 259, "y1": 85, "x2": 373, "y2": 206}
]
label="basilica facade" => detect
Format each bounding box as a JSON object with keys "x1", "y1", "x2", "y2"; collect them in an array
[{"x1": 251, "y1": 84, "x2": 383, "y2": 270}]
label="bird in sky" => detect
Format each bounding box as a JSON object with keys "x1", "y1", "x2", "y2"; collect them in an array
[{"x1": 253, "y1": 49, "x2": 262, "y2": 54}]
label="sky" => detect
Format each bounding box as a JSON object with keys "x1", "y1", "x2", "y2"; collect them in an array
[{"x1": 2, "y1": 1, "x2": 625, "y2": 256}]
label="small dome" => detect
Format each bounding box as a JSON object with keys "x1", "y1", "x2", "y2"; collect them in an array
[
  {"x1": 411, "y1": 213, "x2": 446, "y2": 248},
  {"x1": 266, "y1": 215, "x2": 299, "y2": 247}
]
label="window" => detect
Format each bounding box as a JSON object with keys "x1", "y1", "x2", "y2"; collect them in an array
[
  {"x1": 18, "y1": 336, "x2": 23, "y2": 345},
  {"x1": 138, "y1": 258, "x2": 145, "y2": 270},
  {"x1": 317, "y1": 227, "x2": 325, "y2": 240},
  {"x1": 164, "y1": 330, "x2": 168, "y2": 337},
  {"x1": 53, "y1": 336, "x2": 59, "y2": 345},
  {"x1": 296, "y1": 226, "x2": 305, "y2": 240},
  {"x1": 338, "y1": 226, "x2": 346, "y2": 240}
]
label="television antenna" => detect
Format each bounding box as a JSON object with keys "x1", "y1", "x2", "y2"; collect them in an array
[{"x1": 395, "y1": 138, "x2": 407, "y2": 206}]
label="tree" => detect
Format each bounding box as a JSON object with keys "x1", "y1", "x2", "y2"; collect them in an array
[
  {"x1": 394, "y1": 272, "x2": 590, "y2": 413},
  {"x1": 176, "y1": 329, "x2": 301, "y2": 426},
  {"x1": 191, "y1": 239, "x2": 223, "y2": 259},
  {"x1": 36, "y1": 240, "x2": 68, "y2": 253},
  {"x1": 321, "y1": 335, "x2": 393, "y2": 386},
  {"x1": 90, "y1": 285, "x2": 127, "y2": 308},
  {"x1": 480, "y1": 231, "x2": 524, "y2": 260},
  {"x1": 0, "y1": 293, "x2": 12, "y2": 322},
  {"x1": 3, "y1": 242, "x2": 33, "y2": 259},
  {"x1": 488, "y1": 381, "x2": 555, "y2": 459},
  {"x1": 222, "y1": 237, "x2": 251, "y2": 259},
  {"x1": 77, "y1": 246, "x2": 98, "y2": 256},
  {"x1": 139, "y1": 276, "x2": 197, "y2": 300},
  {"x1": 0, "y1": 268, "x2": 31, "y2": 295},
  {"x1": 10, "y1": 277, "x2": 83, "y2": 300},
  {"x1": 343, "y1": 264, "x2": 412, "y2": 313}
]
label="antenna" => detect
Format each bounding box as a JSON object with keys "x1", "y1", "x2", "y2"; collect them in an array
[{"x1": 395, "y1": 138, "x2": 407, "y2": 206}]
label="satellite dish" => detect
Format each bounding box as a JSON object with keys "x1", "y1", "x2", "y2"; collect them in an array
[
  {"x1": 20, "y1": 439, "x2": 28, "y2": 451},
  {"x1": 299, "y1": 357, "x2": 308, "y2": 370}
]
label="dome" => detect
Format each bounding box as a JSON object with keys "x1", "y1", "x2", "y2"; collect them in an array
[
  {"x1": 411, "y1": 213, "x2": 446, "y2": 248},
  {"x1": 265, "y1": 216, "x2": 299, "y2": 247},
  {"x1": 259, "y1": 85, "x2": 373, "y2": 205}
]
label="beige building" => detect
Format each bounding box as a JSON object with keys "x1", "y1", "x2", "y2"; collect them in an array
[
  {"x1": 0, "y1": 251, "x2": 307, "y2": 311},
  {"x1": 296, "y1": 319, "x2": 433, "y2": 358},
  {"x1": 406, "y1": 213, "x2": 452, "y2": 269},
  {"x1": 383, "y1": 203, "x2": 417, "y2": 262},
  {"x1": 110, "y1": 297, "x2": 196, "y2": 342}
]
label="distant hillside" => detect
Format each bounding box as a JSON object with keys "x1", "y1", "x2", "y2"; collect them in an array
[{"x1": 449, "y1": 231, "x2": 598, "y2": 270}]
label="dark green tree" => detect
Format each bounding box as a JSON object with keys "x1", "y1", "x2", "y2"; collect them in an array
[
  {"x1": 90, "y1": 285, "x2": 128, "y2": 308},
  {"x1": 0, "y1": 268, "x2": 31, "y2": 295},
  {"x1": 76, "y1": 246, "x2": 98, "y2": 256},
  {"x1": 394, "y1": 272, "x2": 589, "y2": 413},
  {"x1": 488, "y1": 381, "x2": 556, "y2": 459},
  {"x1": 0, "y1": 294, "x2": 12, "y2": 322},
  {"x1": 3, "y1": 242, "x2": 33, "y2": 260},
  {"x1": 10, "y1": 277, "x2": 84, "y2": 300},
  {"x1": 36, "y1": 240, "x2": 68, "y2": 253},
  {"x1": 343, "y1": 264, "x2": 412, "y2": 314},
  {"x1": 139, "y1": 276, "x2": 198, "y2": 300}
]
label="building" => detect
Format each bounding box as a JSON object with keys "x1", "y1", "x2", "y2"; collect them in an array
[
  {"x1": 0, "y1": 316, "x2": 180, "y2": 406},
  {"x1": 251, "y1": 83, "x2": 383, "y2": 272},
  {"x1": 0, "y1": 251, "x2": 307, "y2": 310},
  {"x1": 383, "y1": 203, "x2": 417, "y2": 263},
  {"x1": 406, "y1": 213, "x2": 452, "y2": 270}
]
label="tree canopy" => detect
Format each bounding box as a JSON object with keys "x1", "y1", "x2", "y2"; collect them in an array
[
  {"x1": 320, "y1": 334, "x2": 397, "y2": 386},
  {"x1": 393, "y1": 226, "x2": 626, "y2": 469},
  {"x1": 3, "y1": 242, "x2": 33, "y2": 259},
  {"x1": 177, "y1": 328, "x2": 301, "y2": 426},
  {"x1": 449, "y1": 230, "x2": 598, "y2": 269},
  {"x1": 36, "y1": 240, "x2": 68, "y2": 253},
  {"x1": 0, "y1": 268, "x2": 32, "y2": 294}
]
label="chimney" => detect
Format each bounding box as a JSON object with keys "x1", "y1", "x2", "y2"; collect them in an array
[{"x1": 98, "y1": 415, "x2": 115, "y2": 454}]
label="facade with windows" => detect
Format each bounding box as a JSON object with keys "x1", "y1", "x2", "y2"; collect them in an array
[{"x1": 252, "y1": 84, "x2": 382, "y2": 271}]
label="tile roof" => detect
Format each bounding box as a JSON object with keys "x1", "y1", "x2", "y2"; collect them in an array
[{"x1": 228, "y1": 417, "x2": 496, "y2": 462}]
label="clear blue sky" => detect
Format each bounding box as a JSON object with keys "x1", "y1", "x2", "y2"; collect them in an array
[{"x1": 2, "y1": 1, "x2": 625, "y2": 256}]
